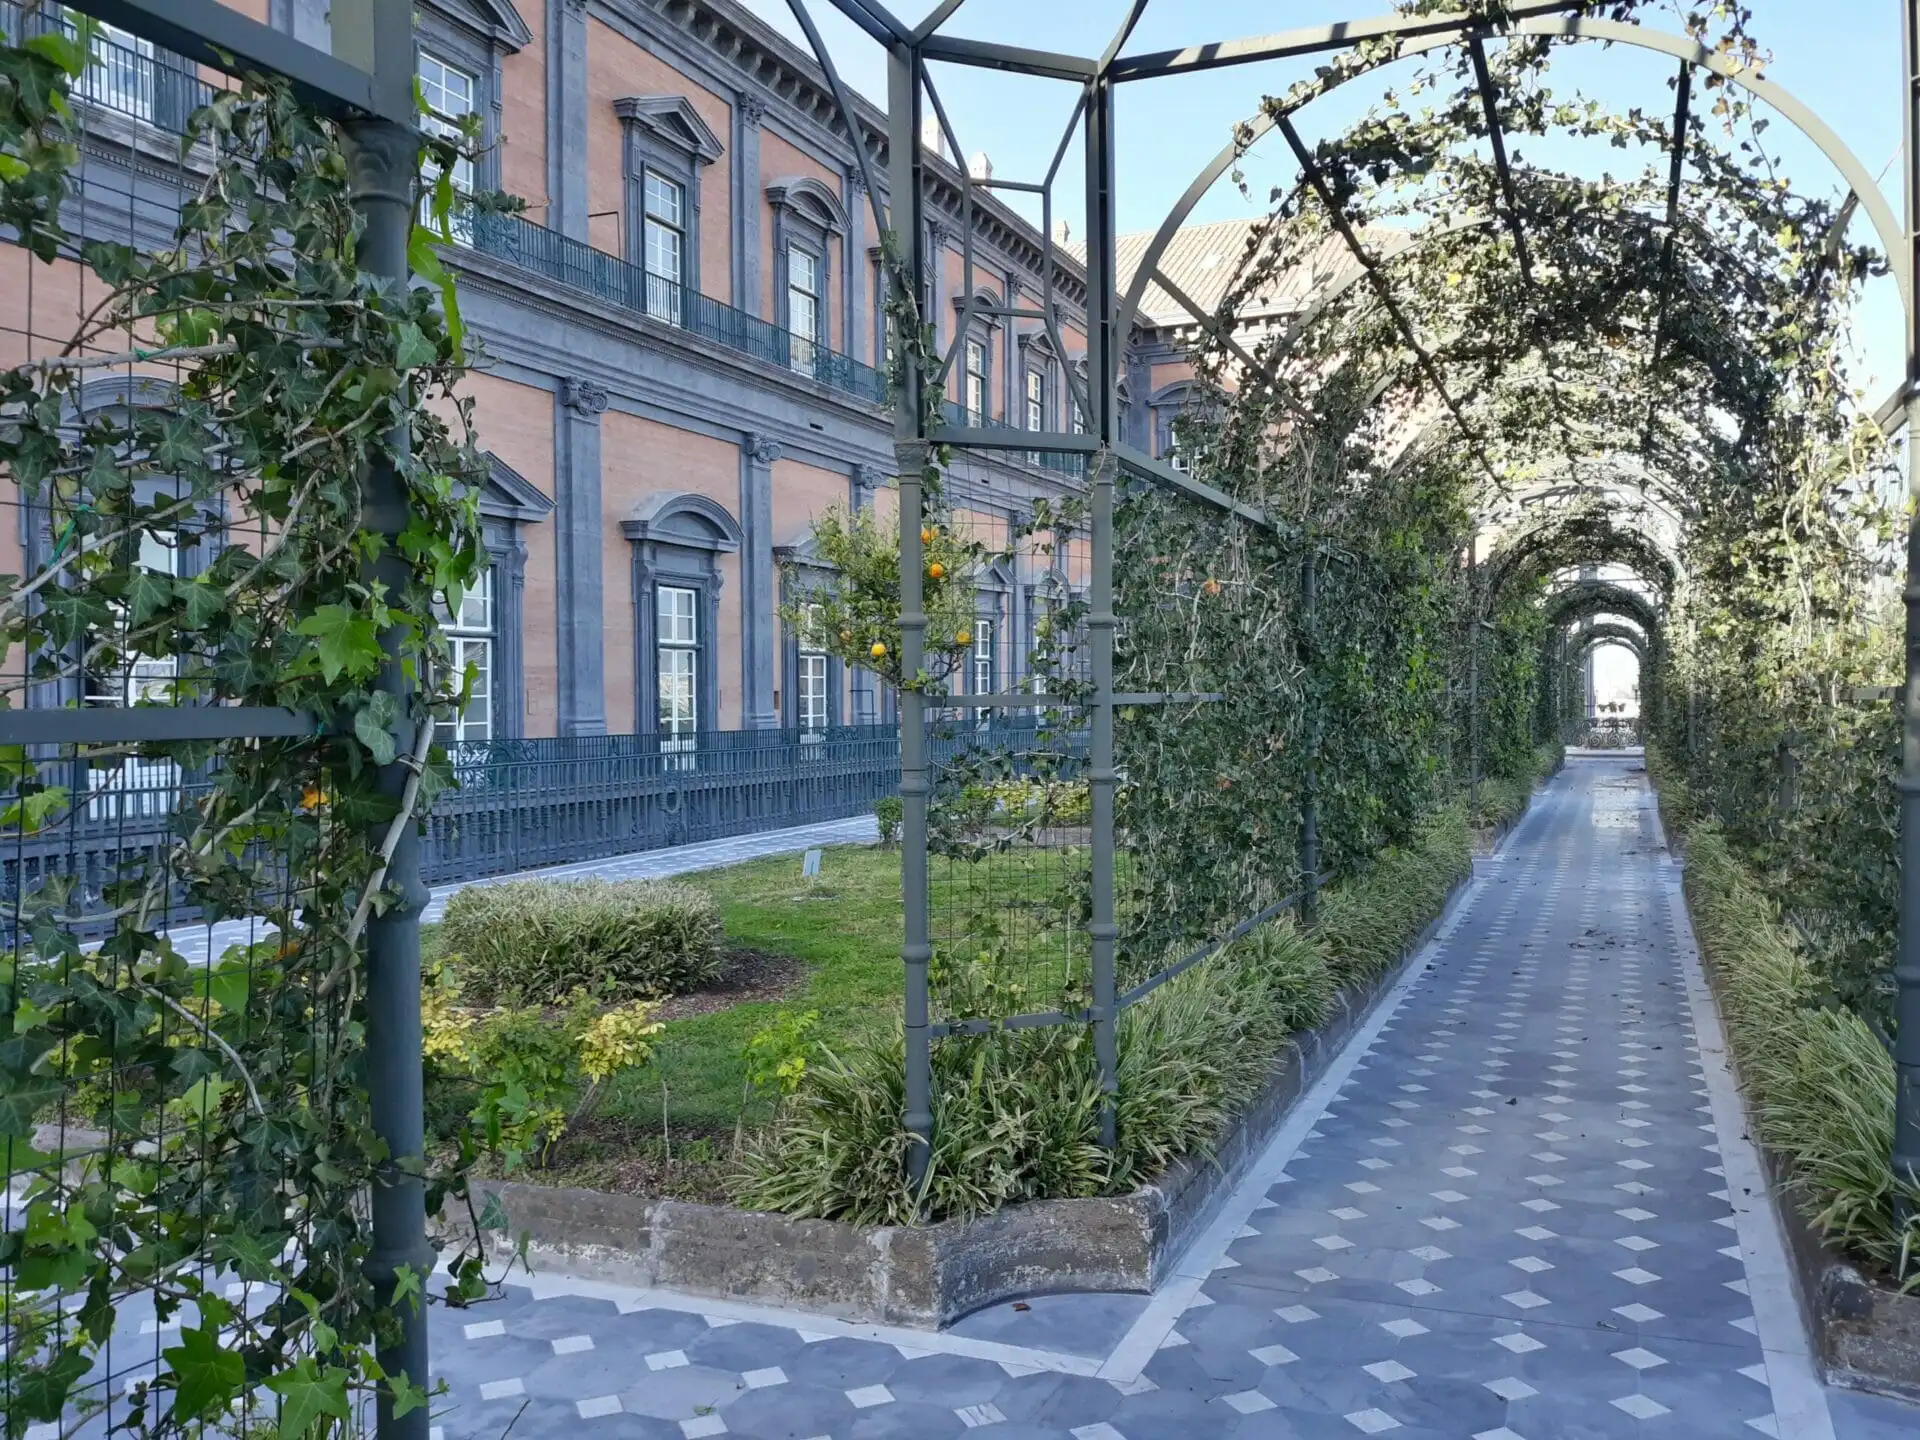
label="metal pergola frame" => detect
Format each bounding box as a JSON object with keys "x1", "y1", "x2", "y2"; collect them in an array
[
  {"x1": 789, "y1": 0, "x2": 1920, "y2": 1216},
  {"x1": 21, "y1": 7, "x2": 435, "y2": 1438}
]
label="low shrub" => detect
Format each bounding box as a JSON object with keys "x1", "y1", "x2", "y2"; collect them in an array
[
  {"x1": 424, "y1": 966, "x2": 664, "y2": 1169},
  {"x1": 874, "y1": 794, "x2": 902, "y2": 846},
  {"x1": 1679, "y1": 825, "x2": 1919, "y2": 1287},
  {"x1": 1314, "y1": 804, "x2": 1471, "y2": 989},
  {"x1": 442, "y1": 878, "x2": 723, "y2": 1004}
]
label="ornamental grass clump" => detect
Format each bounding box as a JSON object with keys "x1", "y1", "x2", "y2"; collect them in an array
[
  {"x1": 1680, "y1": 824, "x2": 1920, "y2": 1287},
  {"x1": 736, "y1": 912, "x2": 1341, "y2": 1225},
  {"x1": 1314, "y1": 804, "x2": 1472, "y2": 988},
  {"x1": 442, "y1": 877, "x2": 723, "y2": 1003}
]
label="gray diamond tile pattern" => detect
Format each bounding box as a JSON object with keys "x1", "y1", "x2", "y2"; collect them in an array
[{"x1": 72, "y1": 760, "x2": 1909, "y2": 1440}]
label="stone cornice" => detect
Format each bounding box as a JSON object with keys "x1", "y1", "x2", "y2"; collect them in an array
[{"x1": 600, "y1": 0, "x2": 1089, "y2": 311}]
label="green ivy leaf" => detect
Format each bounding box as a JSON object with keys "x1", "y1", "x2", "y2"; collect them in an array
[
  {"x1": 162, "y1": 1324, "x2": 246, "y2": 1422},
  {"x1": 393, "y1": 322, "x2": 436, "y2": 372},
  {"x1": 23, "y1": 30, "x2": 89, "y2": 78},
  {"x1": 1, "y1": 786, "x2": 69, "y2": 835},
  {"x1": 354, "y1": 704, "x2": 398, "y2": 766},
  {"x1": 264, "y1": 1355, "x2": 350, "y2": 1439},
  {"x1": 294, "y1": 605, "x2": 381, "y2": 683}
]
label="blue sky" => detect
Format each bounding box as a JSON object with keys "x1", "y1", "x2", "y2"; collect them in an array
[{"x1": 746, "y1": 1, "x2": 1907, "y2": 395}]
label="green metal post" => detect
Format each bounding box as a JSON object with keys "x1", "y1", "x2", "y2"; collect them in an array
[
  {"x1": 1300, "y1": 550, "x2": 1319, "y2": 926},
  {"x1": 886, "y1": 42, "x2": 934, "y2": 1191},
  {"x1": 1894, "y1": 0, "x2": 1920, "y2": 1234},
  {"x1": 343, "y1": 113, "x2": 433, "y2": 1440},
  {"x1": 1084, "y1": 74, "x2": 1120, "y2": 1150}
]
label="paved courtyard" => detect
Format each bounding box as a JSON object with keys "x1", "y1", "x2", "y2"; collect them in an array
[{"x1": 413, "y1": 757, "x2": 1916, "y2": 1439}]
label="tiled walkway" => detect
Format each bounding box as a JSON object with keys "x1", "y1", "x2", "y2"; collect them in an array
[{"x1": 414, "y1": 756, "x2": 1919, "y2": 1439}]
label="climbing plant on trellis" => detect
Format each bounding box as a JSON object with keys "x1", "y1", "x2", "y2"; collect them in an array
[{"x1": 0, "y1": 28, "x2": 507, "y2": 1437}]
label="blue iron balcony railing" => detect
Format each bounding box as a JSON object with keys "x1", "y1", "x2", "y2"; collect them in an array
[{"x1": 467, "y1": 210, "x2": 889, "y2": 408}]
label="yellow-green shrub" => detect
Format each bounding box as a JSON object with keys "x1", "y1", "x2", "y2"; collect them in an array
[{"x1": 442, "y1": 877, "x2": 722, "y2": 1003}]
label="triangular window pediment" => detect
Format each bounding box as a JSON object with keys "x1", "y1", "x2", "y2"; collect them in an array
[{"x1": 615, "y1": 96, "x2": 725, "y2": 165}]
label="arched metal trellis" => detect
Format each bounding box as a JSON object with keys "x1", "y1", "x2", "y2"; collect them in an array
[{"x1": 790, "y1": 0, "x2": 1920, "y2": 1215}]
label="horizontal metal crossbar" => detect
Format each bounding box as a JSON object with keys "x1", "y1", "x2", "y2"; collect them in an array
[
  {"x1": 935, "y1": 425, "x2": 1098, "y2": 453},
  {"x1": 63, "y1": 0, "x2": 408, "y2": 123},
  {"x1": 917, "y1": 34, "x2": 1099, "y2": 81},
  {"x1": 1105, "y1": 0, "x2": 1587, "y2": 82},
  {"x1": 1112, "y1": 441, "x2": 1282, "y2": 534},
  {"x1": 0, "y1": 707, "x2": 317, "y2": 746},
  {"x1": 929, "y1": 1006, "x2": 1088, "y2": 1039}
]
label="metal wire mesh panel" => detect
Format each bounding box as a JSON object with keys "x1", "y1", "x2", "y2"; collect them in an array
[
  {"x1": 1112, "y1": 477, "x2": 1305, "y2": 995},
  {"x1": 919, "y1": 499, "x2": 1093, "y2": 1034}
]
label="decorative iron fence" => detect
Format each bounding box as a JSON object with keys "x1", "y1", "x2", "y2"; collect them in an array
[
  {"x1": 1, "y1": 720, "x2": 1069, "y2": 928},
  {"x1": 0, "y1": 2, "x2": 217, "y2": 131},
  {"x1": 467, "y1": 211, "x2": 889, "y2": 407},
  {"x1": 1574, "y1": 716, "x2": 1644, "y2": 748}
]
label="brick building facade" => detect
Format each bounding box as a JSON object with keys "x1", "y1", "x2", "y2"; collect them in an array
[{"x1": 1, "y1": 0, "x2": 1353, "y2": 749}]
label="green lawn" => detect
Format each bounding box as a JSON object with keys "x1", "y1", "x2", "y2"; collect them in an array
[
  {"x1": 606, "y1": 844, "x2": 907, "y2": 1134},
  {"x1": 426, "y1": 842, "x2": 1089, "y2": 1144}
]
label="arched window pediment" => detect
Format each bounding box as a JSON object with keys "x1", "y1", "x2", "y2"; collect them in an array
[
  {"x1": 765, "y1": 175, "x2": 849, "y2": 235},
  {"x1": 622, "y1": 491, "x2": 743, "y2": 552}
]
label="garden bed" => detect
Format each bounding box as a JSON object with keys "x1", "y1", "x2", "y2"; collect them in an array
[
  {"x1": 439, "y1": 761, "x2": 1560, "y2": 1326},
  {"x1": 1648, "y1": 754, "x2": 1920, "y2": 1400}
]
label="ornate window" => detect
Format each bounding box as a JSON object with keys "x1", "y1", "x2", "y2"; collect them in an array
[
  {"x1": 436, "y1": 570, "x2": 495, "y2": 746},
  {"x1": 1025, "y1": 367, "x2": 1046, "y2": 463},
  {"x1": 418, "y1": 50, "x2": 477, "y2": 239},
  {"x1": 767, "y1": 176, "x2": 848, "y2": 376},
  {"x1": 797, "y1": 603, "x2": 829, "y2": 741},
  {"x1": 656, "y1": 584, "x2": 700, "y2": 757},
  {"x1": 625, "y1": 492, "x2": 742, "y2": 761},
  {"x1": 777, "y1": 534, "x2": 845, "y2": 739},
  {"x1": 617, "y1": 95, "x2": 725, "y2": 306},
  {"x1": 964, "y1": 338, "x2": 988, "y2": 425},
  {"x1": 788, "y1": 244, "x2": 823, "y2": 373},
  {"x1": 971, "y1": 618, "x2": 995, "y2": 697}
]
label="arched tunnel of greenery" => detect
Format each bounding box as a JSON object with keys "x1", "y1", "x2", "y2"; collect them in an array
[{"x1": 755, "y1": 3, "x2": 1916, "y2": 1269}]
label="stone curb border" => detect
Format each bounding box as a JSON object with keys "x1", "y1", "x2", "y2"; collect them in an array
[
  {"x1": 1652, "y1": 787, "x2": 1920, "y2": 1403},
  {"x1": 449, "y1": 764, "x2": 1562, "y2": 1330}
]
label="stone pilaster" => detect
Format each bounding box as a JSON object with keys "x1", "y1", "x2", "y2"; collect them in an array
[
  {"x1": 556, "y1": 377, "x2": 608, "y2": 736},
  {"x1": 549, "y1": 0, "x2": 590, "y2": 239},
  {"x1": 735, "y1": 94, "x2": 765, "y2": 315},
  {"x1": 740, "y1": 431, "x2": 782, "y2": 729}
]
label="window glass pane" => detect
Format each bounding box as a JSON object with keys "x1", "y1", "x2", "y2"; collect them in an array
[
  {"x1": 1026, "y1": 371, "x2": 1044, "y2": 430},
  {"x1": 658, "y1": 586, "x2": 697, "y2": 645},
  {"x1": 791, "y1": 247, "x2": 819, "y2": 294},
  {"x1": 86, "y1": 23, "x2": 155, "y2": 121},
  {"x1": 788, "y1": 246, "x2": 821, "y2": 357},
  {"x1": 659, "y1": 650, "x2": 697, "y2": 736},
  {"x1": 644, "y1": 170, "x2": 683, "y2": 226},
  {"x1": 799, "y1": 654, "x2": 828, "y2": 732},
  {"x1": 418, "y1": 52, "x2": 476, "y2": 238}
]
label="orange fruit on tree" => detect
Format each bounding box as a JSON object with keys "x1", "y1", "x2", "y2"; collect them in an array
[
  {"x1": 928, "y1": 561, "x2": 946, "y2": 580},
  {"x1": 870, "y1": 641, "x2": 888, "y2": 659}
]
